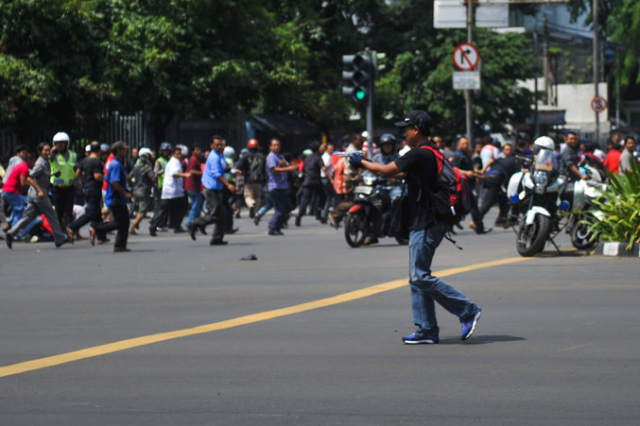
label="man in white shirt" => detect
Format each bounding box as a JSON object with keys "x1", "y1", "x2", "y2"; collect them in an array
[
  {"x1": 319, "y1": 142, "x2": 335, "y2": 223},
  {"x1": 480, "y1": 139, "x2": 501, "y2": 168},
  {"x1": 149, "y1": 146, "x2": 191, "y2": 235}
]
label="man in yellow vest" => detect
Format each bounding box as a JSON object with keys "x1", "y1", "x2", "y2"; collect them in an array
[
  {"x1": 50, "y1": 132, "x2": 79, "y2": 229},
  {"x1": 152, "y1": 142, "x2": 172, "y2": 231}
]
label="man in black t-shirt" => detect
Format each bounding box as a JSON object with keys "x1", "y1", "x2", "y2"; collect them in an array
[
  {"x1": 66, "y1": 142, "x2": 107, "y2": 242},
  {"x1": 349, "y1": 110, "x2": 482, "y2": 345},
  {"x1": 452, "y1": 137, "x2": 488, "y2": 234},
  {"x1": 295, "y1": 141, "x2": 327, "y2": 227}
]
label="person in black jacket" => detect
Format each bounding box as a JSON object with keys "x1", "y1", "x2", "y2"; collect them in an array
[
  {"x1": 235, "y1": 139, "x2": 267, "y2": 219},
  {"x1": 295, "y1": 141, "x2": 327, "y2": 227},
  {"x1": 348, "y1": 110, "x2": 482, "y2": 345},
  {"x1": 451, "y1": 137, "x2": 489, "y2": 234}
]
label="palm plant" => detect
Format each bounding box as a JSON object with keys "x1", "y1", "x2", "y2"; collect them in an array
[{"x1": 584, "y1": 160, "x2": 640, "y2": 251}]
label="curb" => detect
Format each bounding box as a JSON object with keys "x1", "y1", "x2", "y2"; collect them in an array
[{"x1": 595, "y1": 242, "x2": 640, "y2": 257}]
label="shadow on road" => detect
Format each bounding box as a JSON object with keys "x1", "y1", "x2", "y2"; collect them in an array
[
  {"x1": 536, "y1": 249, "x2": 588, "y2": 258},
  {"x1": 439, "y1": 335, "x2": 526, "y2": 345}
]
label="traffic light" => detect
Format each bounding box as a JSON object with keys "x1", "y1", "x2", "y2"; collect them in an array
[{"x1": 342, "y1": 52, "x2": 372, "y2": 103}]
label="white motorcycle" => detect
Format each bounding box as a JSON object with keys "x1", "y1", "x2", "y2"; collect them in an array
[
  {"x1": 564, "y1": 163, "x2": 606, "y2": 250},
  {"x1": 507, "y1": 137, "x2": 606, "y2": 256}
]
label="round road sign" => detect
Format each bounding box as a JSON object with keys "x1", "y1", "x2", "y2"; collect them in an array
[
  {"x1": 452, "y1": 43, "x2": 480, "y2": 71},
  {"x1": 591, "y1": 96, "x2": 608, "y2": 114}
]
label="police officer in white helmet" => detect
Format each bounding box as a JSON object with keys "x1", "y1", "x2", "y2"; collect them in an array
[{"x1": 50, "y1": 132, "x2": 79, "y2": 231}]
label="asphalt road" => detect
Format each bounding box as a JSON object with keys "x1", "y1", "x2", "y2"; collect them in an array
[{"x1": 1, "y1": 211, "x2": 638, "y2": 425}]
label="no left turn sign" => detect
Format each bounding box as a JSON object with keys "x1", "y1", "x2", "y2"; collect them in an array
[
  {"x1": 591, "y1": 95, "x2": 608, "y2": 114},
  {"x1": 452, "y1": 43, "x2": 480, "y2": 71}
]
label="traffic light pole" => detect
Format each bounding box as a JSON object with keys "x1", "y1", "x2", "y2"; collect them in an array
[
  {"x1": 465, "y1": 0, "x2": 473, "y2": 145},
  {"x1": 366, "y1": 49, "x2": 374, "y2": 159}
]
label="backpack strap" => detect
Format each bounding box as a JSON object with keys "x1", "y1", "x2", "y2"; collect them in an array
[
  {"x1": 443, "y1": 228, "x2": 464, "y2": 251},
  {"x1": 420, "y1": 144, "x2": 444, "y2": 176}
]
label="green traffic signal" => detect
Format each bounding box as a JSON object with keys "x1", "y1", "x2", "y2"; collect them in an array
[{"x1": 342, "y1": 52, "x2": 372, "y2": 104}]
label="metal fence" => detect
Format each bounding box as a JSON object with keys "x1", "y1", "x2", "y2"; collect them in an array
[{"x1": 1, "y1": 111, "x2": 247, "y2": 160}]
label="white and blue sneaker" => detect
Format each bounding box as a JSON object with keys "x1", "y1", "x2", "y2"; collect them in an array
[
  {"x1": 402, "y1": 333, "x2": 439, "y2": 345},
  {"x1": 461, "y1": 309, "x2": 482, "y2": 341}
]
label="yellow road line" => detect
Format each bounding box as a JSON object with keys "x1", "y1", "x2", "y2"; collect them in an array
[{"x1": 0, "y1": 256, "x2": 532, "y2": 379}]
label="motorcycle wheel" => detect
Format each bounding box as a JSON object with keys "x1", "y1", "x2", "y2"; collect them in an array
[
  {"x1": 395, "y1": 236, "x2": 409, "y2": 245},
  {"x1": 571, "y1": 221, "x2": 597, "y2": 250},
  {"x1": 516, "y1": 214, "x2": 551, "y2": 257},
  {"x1": 344, "y1": 212, "x2": 367, "y2": 248}
]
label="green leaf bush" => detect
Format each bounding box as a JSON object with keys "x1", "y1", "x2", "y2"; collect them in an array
[{"x1": 584, "y1": 160, "x2": 640, "y2": 251}]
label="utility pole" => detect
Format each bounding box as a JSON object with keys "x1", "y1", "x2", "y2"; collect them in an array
[
  {"x1": 616, "y1": 48, "x2": 620, "y2": 129},
  {"x1": 465, "y1": 0, "x2": 473, "y2": 145},
  {"x1": 542, "y1": 15, "x2": 549, "y2": 104},
  {"x1": 593, "y1": 0, "x2": 600, "y2": 145}
]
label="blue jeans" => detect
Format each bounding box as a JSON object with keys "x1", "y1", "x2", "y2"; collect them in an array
[
  {"x1": 17, "y1": 216, "x2": 43, "y2": 239},
  {"x1": 297, "y1": 185, "x2": 325, "y2": 219},
  {"x1": 269, "y1": 189, "x2": 289, "y2": 232},
  {"x1": 186, "y1": 190, "x2": 204, "y2": 225},
  {"x1": 257, "y1": 188, "x2": 273, "y2": 217},
  {"x1": 409, "y1": 223, "x2": 480, "y2": 339},
  {"x1": 321, "y1": 178, "x2": 335, "y2": 221},
  {"x1": 3, "y1": 192, "x2": 27, "y2": 227}
]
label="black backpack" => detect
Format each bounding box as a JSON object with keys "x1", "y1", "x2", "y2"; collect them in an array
[
  {"x1": 247, "y1": 154, "x2": 266, "y2": 183},
  {"x1": 421, "y1": 145, "x2": 471, "y2": 225}
]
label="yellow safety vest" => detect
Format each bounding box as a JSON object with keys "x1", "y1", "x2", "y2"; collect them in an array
[
  {"x1": 156, "y1": 157, "x2": 168, "y2": 188},
  {"x1": 50, "y1": 151, "x2": 77, "y2": 187}
]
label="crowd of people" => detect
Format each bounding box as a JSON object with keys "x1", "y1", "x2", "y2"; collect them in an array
[
  {"x1": 1, "y1": 113, "x2": 637, "y2": 346},
  {"x1": 1, "y1": 127, "x2": 637, "y2": 252}
]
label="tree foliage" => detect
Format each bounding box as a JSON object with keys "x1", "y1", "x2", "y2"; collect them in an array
[
  {"x1": 0, "y1": 0, "x2": 111, "y2": 141},
  {"x1": 567, "y1": 0, "x2": 640, "y2": 86},
  {"x1": 370, "y1": 0, "x2": 534, "y2": 135},
  {"x1": 1, "y1": 0, "x2": 536, "y2": 143}
]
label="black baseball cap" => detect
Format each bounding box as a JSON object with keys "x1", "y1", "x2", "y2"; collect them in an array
[{"x1": 394, "y1": 110, "x2": 432, "y2": 133}]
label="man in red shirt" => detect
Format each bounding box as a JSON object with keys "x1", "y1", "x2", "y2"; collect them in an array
[
  {"x1": 2, "y1": 152, "x2": 36, "y2": 227},
  {"x1": 603, "y1": 139, "x2": 621, "y2": 175}
]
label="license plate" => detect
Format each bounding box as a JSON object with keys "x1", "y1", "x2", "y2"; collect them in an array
[{"x1": 354, "y1": 185, "x2": 373, "y2": 195}]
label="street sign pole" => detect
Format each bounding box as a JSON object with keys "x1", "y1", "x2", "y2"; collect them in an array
[{"x1": 465, "y1": 0, "x2": 473, "y2": 145}]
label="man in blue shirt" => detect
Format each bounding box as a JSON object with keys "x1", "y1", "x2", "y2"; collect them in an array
[
  {"x1": 90, "y1": 141, "x2": 131, "y2": 252},
  {"x1": 266, "y1": 138, "x2": 298, "y2": 235},
  {"x1": 187, "y1": 136, "x2": 236, "y2": 245}
]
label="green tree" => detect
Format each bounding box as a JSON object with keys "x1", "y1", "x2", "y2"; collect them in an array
[
  {"x1": 96, "y1": 0, "x2": 286, "y2": 144},
  {"x1": 0, "y1": 0, "x2": 537, "y2": 144},
  {"x1": 0, "y1": 0, "x2": 113, "y2": 144},
  {"x1": 369, "y1": 0, "x2": 534, "y2": 136},
  {"x1": 567, "y1": 0, "x2": 640, "y2": 86}
]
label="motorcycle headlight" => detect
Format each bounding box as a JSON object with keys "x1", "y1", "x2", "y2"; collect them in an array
[
  {"x1": 363, "y1": 175, "x2": 376, "y2": 186},
  {"x1": 533, "y1": 170, "x2": 548, "y2": 187}
]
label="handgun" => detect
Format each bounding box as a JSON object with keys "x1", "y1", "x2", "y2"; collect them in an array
[{"x1": 336, "y1": 150, "x2": 363, "y2": 158}]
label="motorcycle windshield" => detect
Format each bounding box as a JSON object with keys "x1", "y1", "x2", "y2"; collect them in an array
[{"x1": 534, "y1": 149, "x2": 555, "y2": 172}]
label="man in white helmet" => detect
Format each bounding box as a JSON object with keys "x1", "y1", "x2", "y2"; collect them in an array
[{"x1": 50, "y1": 132, "x2": 79, "y2": 230}]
